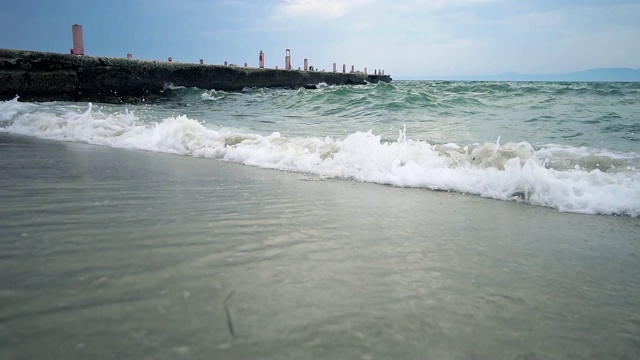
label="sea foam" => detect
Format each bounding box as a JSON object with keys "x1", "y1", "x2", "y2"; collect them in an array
[{"x1": 1, "y1": 99, "x2": 638, "y2": 216}]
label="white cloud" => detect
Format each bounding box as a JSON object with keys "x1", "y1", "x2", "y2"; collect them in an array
[
  {"x1": 412, "y1": 0, "x2": 505, "y2": 9},
  {"x1": 276, "y1": 0, "x2": 373, "y2": 19},
  {"x1": 264, "y1": 0, "x2": 640, "y2": 76}
]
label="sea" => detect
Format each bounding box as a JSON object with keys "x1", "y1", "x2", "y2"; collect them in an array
[{"x1": 0, "y1": 81, "x2": 639, "y2": 359}]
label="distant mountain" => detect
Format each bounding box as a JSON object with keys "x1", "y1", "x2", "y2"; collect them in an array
[{"x1": 402, "y1": 68, "x2": 640, "y2": 82}]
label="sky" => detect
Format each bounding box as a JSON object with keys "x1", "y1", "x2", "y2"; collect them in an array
[{"x1": 1, "y1": 0, "x2": 639, "y2": 78}]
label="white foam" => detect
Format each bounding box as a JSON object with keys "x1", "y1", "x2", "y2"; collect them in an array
[
  {"x1": 1, "y1": 101, "x2": 639, "y2": 216},
  {"x1": 163, "y1": 83, "x2": 185, "y2": 90},
  {"x1": 0, "y1": 97, "x2": 37, "y2": 122},
  {"x1": 201, "y1": 89, "x2": 223, "y2": 101}
]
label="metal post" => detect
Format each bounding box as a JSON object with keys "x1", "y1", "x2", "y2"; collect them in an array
[
  {"x1": 285, "y1": 49, "x2": 291, "y2": 70},
  {"x1": 333, "y1": 63, "x2": 337, "y2": 73},
  {"x1": 304, "y1": 58, "x2": 308, "y2": 71},
  {"x1": 343, "y1": 64, "x2": 346, "y2": 73},
  {"x1": 259, "y1": 50, "x2": 265, "y2": 68}
]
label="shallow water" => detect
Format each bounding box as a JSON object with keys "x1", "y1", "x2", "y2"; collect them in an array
[
  {"x1": 2, "y1": 81, "x2": 639, "y2": 216},
  {"x1": 1, "y1": 134, "x2": 639, "y2": 359}
]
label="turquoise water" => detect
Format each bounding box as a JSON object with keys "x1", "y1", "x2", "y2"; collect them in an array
[
  {"x1": 1, "y1": 81, "x2": 640, "y2": 359},
  {"x1": 2, "y1": 81, "x2": 639, "y2": 215}
]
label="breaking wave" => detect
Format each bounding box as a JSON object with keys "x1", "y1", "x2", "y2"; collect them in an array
[{"x1": 2, "y1": 98, "x2": 638, "y2": 217}]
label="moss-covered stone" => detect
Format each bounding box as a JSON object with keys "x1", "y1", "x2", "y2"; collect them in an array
[{"x1": 0, "y1": 48, "x2": 391, "y2": 104}]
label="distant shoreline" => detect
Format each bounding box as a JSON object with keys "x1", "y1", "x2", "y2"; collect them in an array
[{"x1": 397, "y1": 68, "x2": 640, "y2": 82}]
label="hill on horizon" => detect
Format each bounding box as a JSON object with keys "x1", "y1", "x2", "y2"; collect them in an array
[{"x1": 401, "y1": 68, "x2": 640, "y2": 82}]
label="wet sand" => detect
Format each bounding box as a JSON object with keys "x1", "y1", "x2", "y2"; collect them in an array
[{"x1": 1, "y1": 133, "x2": 639, "y2": 359}]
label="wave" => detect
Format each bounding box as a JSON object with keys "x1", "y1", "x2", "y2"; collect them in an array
[
  {"x1": 2, "y1": 98, "x2": 638, "y2": 217},
  {"x1": 165, "y1": 82, "x2": 492, "y2": 115}
]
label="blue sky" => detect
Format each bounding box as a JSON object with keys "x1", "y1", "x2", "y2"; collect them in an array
[{"x1": 1, "y1": 0, "x2": 639, "y2": 78}]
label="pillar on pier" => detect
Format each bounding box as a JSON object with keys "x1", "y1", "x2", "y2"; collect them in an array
[
  {"x1": 333, "y1": 63, "x2": 337, "y2": 73},
  {"x1": 364, "y1": 67, "x2": 367, "y2": 75},
  {"x1": 351, "y1": 65, "x2": 355, "y2": 73},
  {"x1": 259, "y1": 50, "x2": 265, "y2": 68},
  {"x1": 70, "y1": 24, "x2": 84, "y2": 55},
  {"x1": 304, "y1": 58, "x2": 308, "y2": 71},
  {"x1": 285, "y1": 49, "x2": 291, "y2": 70},
  {"x1": 343, "y1": 64, "x2": 346, "y2": 73}
]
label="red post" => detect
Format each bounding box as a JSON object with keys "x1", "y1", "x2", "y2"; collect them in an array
[
  {"x1": 71, "y1": 24, "x2": 84, "y2": 55},
  {"x1": 127, "y1": 53, "x2": 132, "y2": 59},
  {"x1": 304, "y1": 58, "x2": 308, "y2": 71},
  {"x1": 259, "y1": 50, "x2": 265, "y2": 68}
]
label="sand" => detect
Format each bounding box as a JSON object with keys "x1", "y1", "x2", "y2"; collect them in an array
[{"x1": 1, "y1": 133, "x2": 639, "y2": 359}]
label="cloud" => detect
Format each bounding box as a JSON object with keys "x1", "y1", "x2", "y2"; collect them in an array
[
  {"x1": 276, "y1": 0, "x2": 373, "y2": 19},
  {"x1": 412, "y1": 0, "x2": 505, "y2": 9}
]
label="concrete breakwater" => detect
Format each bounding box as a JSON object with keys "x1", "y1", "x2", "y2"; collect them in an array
[{"x1": 0, "y1": 48, "x2": 392, "y2": 104}]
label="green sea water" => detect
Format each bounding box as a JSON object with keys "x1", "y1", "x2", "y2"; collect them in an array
[
  {"x1": 2, "y1": 81, "x2": 639, "y2": 215},
  {"x1": 1, "y1": 81, "x2": 639, "y2": 359}
]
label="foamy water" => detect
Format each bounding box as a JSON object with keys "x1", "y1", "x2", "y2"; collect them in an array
[
  {"x1": 2, "y1": 81, "x2": 640, "y2": 216},
  {"x1": 2, "y1": 82, "x2": 640, "y2": 360}
]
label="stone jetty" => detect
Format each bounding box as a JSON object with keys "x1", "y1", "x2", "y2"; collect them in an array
[{"x1": 0, "y1": 48, "x2": 392, "y2": 104}]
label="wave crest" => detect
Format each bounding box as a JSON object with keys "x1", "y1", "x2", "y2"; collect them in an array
[{"x1": 1, "y1": 101, "x2": 638, "y2": 216}]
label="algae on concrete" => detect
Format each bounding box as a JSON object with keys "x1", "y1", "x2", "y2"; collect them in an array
[{"x1": 0, "y1": 48, "x2": 391, "y2": 103}]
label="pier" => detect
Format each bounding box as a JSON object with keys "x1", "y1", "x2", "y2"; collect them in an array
[{"x1": 0, "y1": 48, "x2": 391, "y2": 104}]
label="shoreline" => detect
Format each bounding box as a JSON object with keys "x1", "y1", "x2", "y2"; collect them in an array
[{"x1": 1, "y1": 131, "x2": 639, "y2": 359}]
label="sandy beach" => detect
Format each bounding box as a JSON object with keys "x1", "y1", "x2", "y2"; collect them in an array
[{"x1": 1, "y1": 133, "x2": 638, "y2": 359}]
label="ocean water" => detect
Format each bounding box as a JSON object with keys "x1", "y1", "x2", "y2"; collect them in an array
[
  {"x1": 1, "y1": 81, "x2": 640, "y2": 359},
  {"x1": 2, "y1": 81, "x2": 639, "y2": 216}
]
